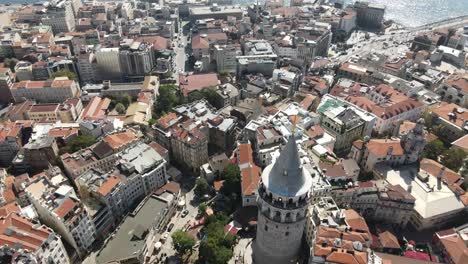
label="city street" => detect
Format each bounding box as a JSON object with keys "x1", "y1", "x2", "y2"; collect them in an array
[
  {"x1": 155, "y1": 179, "x2": 200, "y2": 262},
  {"x1": 172, "y1": 21, "x2": 189, "y2": 83}
]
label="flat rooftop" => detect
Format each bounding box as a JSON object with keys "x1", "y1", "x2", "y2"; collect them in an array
[
  {"x1": 385, "y1": 167, "x2": 465, "y2": 219},
  {"x1": 190, "y1": 6, "x2": 243, "y2": 16},
  {"x1": 96, "y1": 195, "x2": 171, "y2": 263}
]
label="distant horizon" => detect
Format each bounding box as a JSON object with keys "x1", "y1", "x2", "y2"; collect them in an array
[{"x1": 1, "y1": 0, "x2": 468, "y2": 27}]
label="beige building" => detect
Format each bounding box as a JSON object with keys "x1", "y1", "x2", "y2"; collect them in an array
[
  {"x1": 25, "y1": 98, "x2": 82, "y2": 123},
  {"x1": 11, "y1": 77, "x2": 80, "y2": 103},
  {"x1": 332, "y1": 181, "x2": 416, "y2": 228},
  {"x1": 350, "y1": 120, "x2": 425, "y2": 172}
]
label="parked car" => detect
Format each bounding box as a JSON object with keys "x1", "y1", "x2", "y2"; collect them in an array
[
  {"x1": 167, "y1": 223, "x2": 174, "y2": 232},
  {"x1": 181, "y1": 210, "x2": 189, "y2": 218}
]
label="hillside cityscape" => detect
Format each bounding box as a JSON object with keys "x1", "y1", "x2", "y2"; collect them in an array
[{"x1": 0, "y1": 0, "x2": 468, "y2": 264}]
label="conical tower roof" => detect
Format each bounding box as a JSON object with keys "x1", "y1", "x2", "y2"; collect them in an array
[{"x1": 261, "y1": 135, "x2": 312, "y2": 197}]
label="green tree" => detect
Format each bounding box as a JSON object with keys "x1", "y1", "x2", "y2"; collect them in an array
[
  {"x1": 115, "y1": 103, "x2": 126, "y2": 114},
  {"x1": 187, "y1": 88, "x2": 220, "y2": 108},
  {"x1": 422, "y1": 110, "x2": 433, "y2": 129},
  {"x1": 52, "y1": 69, "x2": 77, "y2": 80},
  {"x1": 171, "y1": 230, "x2": 196, "y2": 255},
  {"x1": 60, "y1": 135, "x2": 97, "y2": 154},
  {"x1": 198, "y1": 203, "x2": 208, "y2": 214},
  {"x1": 441, "y1": 148, "x2": 467, "y2": 171},
  {"x1": 194, "y1": 177, "x2": 209, "y2": 197},
  {"x1": 422, "y1": 139, "x2": 446, "y2": 160},
  {"x1": 153, "y1": 85, "x2": 180, "y2": 119},
  {"x1": 188, "y1": 90, "x2": 205, "y2": 102},
  {"x1": 3, "y1": 58, "x2": 18, "y2": 72},
  {"x1": 198, "y1": 214, "x2": 236, "y2": 264},
  {"x1": 220, "y1": 164, "x2": 241, "y2": 197},
  {"x1": 121, "y1": 94, "x2": 132, "y2": 107}
]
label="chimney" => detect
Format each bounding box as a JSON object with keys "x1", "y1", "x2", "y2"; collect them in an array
[{"x1": 437, "y1": 167, "x2": 445, "y2": 190}]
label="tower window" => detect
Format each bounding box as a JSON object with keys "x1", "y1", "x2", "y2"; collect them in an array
[
  {"x1": 285, "y1": 232, "x2": 289, "y2": 236},
  {"x1": 264, "y1": 225, "x2": 268, "y2": 231}
]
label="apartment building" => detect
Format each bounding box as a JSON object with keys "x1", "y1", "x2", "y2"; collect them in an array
[
  {"x1": 0, "y1": 122, "x2": 23, "y2": 167},
  {"x1": 170, "y1": 123, "x2": 208, "y2": 173},
  {"x1": 0, "y1": 211, "x2": 70, "y2": 264},
  {"x1": 26, "y1": 99, "x2": 82, "y2": 123},
  {"x1": 61, "y1": 131, "x2": 138, "y2": 179},
  {"x1": 95, "y1": 47, "x2": 123, "y2": 81},
  {"x1": 173, "y1": 100, "x2": 237, "y2": 152},
  {"x1": 354, "y1": 1, "x2": 385, "y2": 29},
  {"x1": 431, "y1": 103, "x2": 468, "y2": 142},
  {"x1": 213, "y1": 44, "x2": 242, "y2": 74},
  {"x1": 25, "y1": 176, "x2": 96, "y2": 257},
  {"x1": 435, "y1": 74, "x2": 468, "y2": 108},
  {"x1": 333, "y1": 181, "x2": 416, "y2": 228},
  {"x1": 0, "y1": 68, "x2": 14, "y2": 104},
  {"x1": 23, "y1": 135, "x2": 59, "y2": 172},
  {"x1": 41, "y1": 0, "x2": 76, "y2": 34},
  {"x1": 119, "y1": 40, "x2": 155, "y2": 79}
]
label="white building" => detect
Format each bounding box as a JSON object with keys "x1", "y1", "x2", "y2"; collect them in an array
[
  {"x1": 120, "y1": 2, "x2": 134, "y2": 20},
  {"x1": 117, "y1": 142, "x2": 169, "y2": 197},
  {"x1": 25, "y1": 176, "x2": 96, "y2": 257},
  {"x1": 213, "y1": 44, "x2": 242, "y2": 74},
  {"x1": 434, "y1": 74, "x2": 468, "y2": 107},
  {"x1": 385, "y1": 160, "x2": 468, "y2": 231},
  {"x1": 41, "y1": 0, "x2": 76, "y2": 34}
]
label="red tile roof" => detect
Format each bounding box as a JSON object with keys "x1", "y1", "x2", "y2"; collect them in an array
[
  {"x1": 29, "y1": 104, "x2": 60, "y2": 113},
  {"x1": 0, "y1": 203, "x2": 20, "y2": 217},
  {"x1": 81, "y1": 96, "x2": 110, "y2": 120},
  {"x1": 48, "y1": 127, "x2": 79, "y2": 139},
  {"x1": 191, "y1": 35, "x2": 209, "y2": 50},
  {"x1": 379, "y1": 231, "x2": 400, "y2": 249},
  {"x1": 0, "y1": 213, "x2": 51, "y2": 252},
  {"x1": 445, "y1": 74, "x2": 468, "y2": 94},
  {"x1": 54, "y1": 198, "x2": 76, "y2": 219},
  {"x1": 0, "y1": 122, "x2": 22, "y2": 142},
  {"x1": 420, "y1": 158, "x2": 461, "y2": 185},
  {"x1": 241, "y1": 165, "x2": 261, "y2": 196},
  {"x1": 149, "y1": 141, "x2": 168, "y2": 157},
  {"x1": 179, "y1": 73, "x2": 219, "y2": 97},
  {"x1": 152, "y1": 36, "x2": 170, "y2": 50},
  {"x1": 98, "y1": 176, "x2": 121, "y2": 196},
  {"x1": 439, "y1": 233, "x2": 468, "y2": 264},
  {"x1": 366, "y1": 138, "x2": 404, "y2": 157},
  {"x1": 344, "y1": 209, "x2": 370, "y2": 234},
  {"x1": 157, "y1": 112, "x2": 180, "y2": 129},
  {"x1": 432, "y1": 103, "x2": 468, "y2": 128},
  {"x1": 103, "y1": 130, "x2": 137, "y2": 150},
  {"x1": 238, "y1": 143, "x2": 254, "y2": 166}
]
